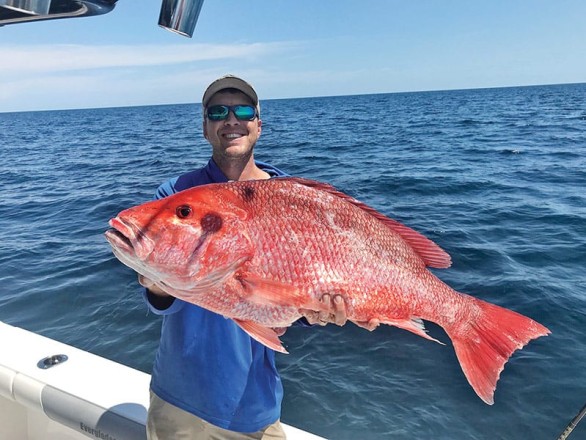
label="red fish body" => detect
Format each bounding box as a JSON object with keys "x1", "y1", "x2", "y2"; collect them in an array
[{"x1": 105, "y1": 177, "x2": 549, "y2": 404}]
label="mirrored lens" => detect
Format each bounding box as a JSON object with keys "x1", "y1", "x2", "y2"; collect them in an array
[
  {"x1": 207, "y1": 105, "x2": 229, "y2": 120},
  {"x1": 206, "y1": 105, "x2": 257, "y2": 121},
  {"x1": 233, "y1": 105, "x2": 256, "y2": 120}
]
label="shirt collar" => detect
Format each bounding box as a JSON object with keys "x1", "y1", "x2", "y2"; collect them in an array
[{"x1": 205, "y1": 158, "x2": 288, "y2": 182}]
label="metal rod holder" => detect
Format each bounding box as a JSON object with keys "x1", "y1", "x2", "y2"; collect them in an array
[
  {"x1": 0, "y1": 0, "x2": 51, "y2": 15},
  {"x1": 158, "y1": 0, "x2": 205, "y2": 38}
]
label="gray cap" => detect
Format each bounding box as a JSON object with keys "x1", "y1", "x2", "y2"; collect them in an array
[{"x1": 202, "y1": 74, "x2": 260, "y2": 114}]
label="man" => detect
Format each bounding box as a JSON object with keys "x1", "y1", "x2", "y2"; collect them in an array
[{"x1": 139, "y1": 75, "x2": 346, "y2": 439}]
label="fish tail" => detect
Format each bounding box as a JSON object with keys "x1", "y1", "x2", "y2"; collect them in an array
[{"x1": 446, "y1": 297, "x2": 550, "y2": 405}]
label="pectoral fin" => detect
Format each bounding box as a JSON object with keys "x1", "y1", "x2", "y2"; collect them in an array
[
  {"x1": 236, "y1": 272, "x2": 325, "y2": 311},
  {"x1": 233, "y1": 319, "x2": 289, "y2": 354}
]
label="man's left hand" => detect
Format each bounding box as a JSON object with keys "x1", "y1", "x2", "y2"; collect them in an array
[{"x1": 300, "y1": 293, "x2": 347, "y2": 326}]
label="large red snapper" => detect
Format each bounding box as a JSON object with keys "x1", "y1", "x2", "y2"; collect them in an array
[{"x1": 105, "y1": 177, "x2": 549, "y2": 404}]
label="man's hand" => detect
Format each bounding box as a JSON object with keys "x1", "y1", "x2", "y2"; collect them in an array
[
  {"x1": 300, "y1": 293, "x2": 347, "y2": 326},
  {"x1": 353, "y1": 318, "x2": 381, "y2": 331},
  {"x1": 272, "y1": 327, "x2": 287, "y2": 336},
  {"x1": 138, "y1": 274, "x2": 177, "y2": 311},
  {"x1": 137, "y1": 274, "x2": 170, "y2": 297}
]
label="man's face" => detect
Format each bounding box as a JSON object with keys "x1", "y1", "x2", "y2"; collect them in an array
[{"x1": 203, "y1": 90, "x2": 262, "y2": 162}]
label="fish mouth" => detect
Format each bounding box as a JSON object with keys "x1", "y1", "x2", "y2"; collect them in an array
[
  {"x1": 105, "y1": 228, "x2": 132, "y2": 253},
  {"x1": 105, "y1": 217, "x2": 154, "y2": 261}
]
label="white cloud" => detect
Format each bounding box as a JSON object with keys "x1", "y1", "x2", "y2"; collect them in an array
[
  {"x1": 0, "y1": 41, "x2": 303, "y2": 112},
  {"x1": 0, "y1": 42, "x2": 295, "y2": 74}
]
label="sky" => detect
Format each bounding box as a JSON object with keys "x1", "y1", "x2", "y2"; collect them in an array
[{"x1": 1, "y1": 0, "x2": 585, "y2": 112}]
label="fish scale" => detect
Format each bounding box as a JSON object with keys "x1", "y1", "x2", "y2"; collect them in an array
[{"x1": 106, "y1": 176, "x2": 550, "y2": 405}]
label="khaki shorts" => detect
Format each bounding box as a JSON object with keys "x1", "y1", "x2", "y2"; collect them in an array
[{"x1": 147, "y1": 391, "x2": 286, "y2": 440}]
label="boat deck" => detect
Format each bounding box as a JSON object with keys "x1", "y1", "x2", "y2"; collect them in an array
[{"x1": 0, "y1": 321, "x2": 325, "y2": 440}]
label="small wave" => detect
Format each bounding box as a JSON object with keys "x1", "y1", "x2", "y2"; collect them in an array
[{"x1": 500, "y1": 148, "x2": 522, "y2": 155}]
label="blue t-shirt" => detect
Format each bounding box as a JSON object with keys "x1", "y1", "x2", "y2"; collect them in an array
[{"x1": 144, "y1": 158, "x2": 289, "y2": 433}]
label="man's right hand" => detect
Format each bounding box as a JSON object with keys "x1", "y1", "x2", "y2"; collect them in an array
[
  {"x1": 138, "y1": 274, "x2": 176, "y2": 310},
  {"x1": 138, "y1": 275, "x2": 171, "y2": 297}
]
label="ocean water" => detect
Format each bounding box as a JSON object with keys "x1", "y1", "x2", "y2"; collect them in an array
[{"x1": 1, "y1": 83, "x2": 585, "y2": 440}]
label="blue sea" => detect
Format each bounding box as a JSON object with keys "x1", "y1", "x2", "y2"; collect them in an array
[{"x1": 1, "y1": 83, "x2": 585, "y2": 440}]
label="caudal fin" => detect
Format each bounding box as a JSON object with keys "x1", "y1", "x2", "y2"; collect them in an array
[{"x1": 446, "y1": 297, "x2": 550, "y2": 405}]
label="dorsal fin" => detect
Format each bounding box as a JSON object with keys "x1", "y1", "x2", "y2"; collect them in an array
[{"x1": 280, "y1": 177, "x2": 452, "y2": 269}]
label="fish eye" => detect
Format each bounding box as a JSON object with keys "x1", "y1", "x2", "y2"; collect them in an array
[{"x1": 176, "y1": 205, "x2": 193, "y2": 219}]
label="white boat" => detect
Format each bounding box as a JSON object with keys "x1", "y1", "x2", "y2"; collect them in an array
[
  {"x1": 0, "y1": 321, "x2": 325, "y2": 440},
  {"x1": 0, "y1": 0, "x2": 203, "y2": 38}
]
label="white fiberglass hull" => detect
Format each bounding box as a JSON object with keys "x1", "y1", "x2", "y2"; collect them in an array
[{"x1": 0, "y1": 321, "x2": 325, "y2": 440}]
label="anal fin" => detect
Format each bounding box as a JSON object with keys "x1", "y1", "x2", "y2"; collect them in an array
[{"x1": 378, "y1": 317, "x2": 445, "y2": 345}]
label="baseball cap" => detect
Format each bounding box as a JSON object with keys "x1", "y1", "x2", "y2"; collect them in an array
[{"x1": 202, "y1": 74, "x2": 260, "y2": 114}]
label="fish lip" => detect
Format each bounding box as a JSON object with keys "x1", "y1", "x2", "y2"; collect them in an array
[
  {"x1": 106, "y1": 217, "x2": 154, "y2": 260},
  {"x1": 109, "y1": 216, "x2": 134, "y2": 238},
  {"x1": 105, "y1": 228, "x2": 133, "y2": 253}
]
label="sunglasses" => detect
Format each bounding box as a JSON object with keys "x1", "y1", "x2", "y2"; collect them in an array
[{"x1": 206, "y1": 105, "x2": 258, "y2": 121}]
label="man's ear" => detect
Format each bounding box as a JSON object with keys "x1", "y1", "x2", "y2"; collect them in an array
[{"x1": 203, "y1": 119, "x2": 209, "y2": 140}]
